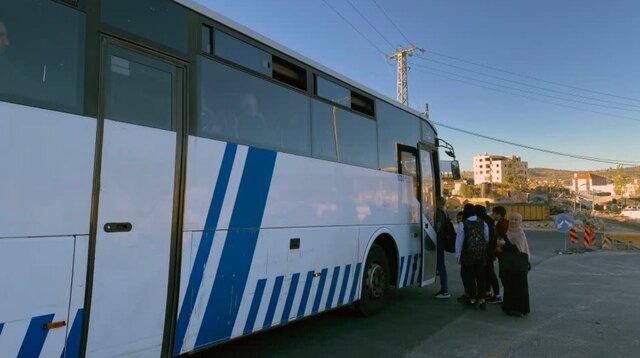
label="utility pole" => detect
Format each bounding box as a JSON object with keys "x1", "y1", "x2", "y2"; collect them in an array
[{"x1": 386, "y1": 45, "x2": 423, "y2": 106}]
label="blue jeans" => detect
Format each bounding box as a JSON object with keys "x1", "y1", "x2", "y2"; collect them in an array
[{"x1": 436, "y1": 245, "x2": 448, "y2": 293}]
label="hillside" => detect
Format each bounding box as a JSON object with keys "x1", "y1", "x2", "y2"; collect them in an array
[{"x1": 465, "y1": 166, "x2": 640, "y2": 184}]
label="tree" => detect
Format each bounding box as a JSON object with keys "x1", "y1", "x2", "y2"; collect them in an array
[
  {"x1": 459, "y1": 182, "x2": 474, "y2": 198},
  {"x1": 613, "y1": 165, "x2": 628, "y2": 196},
  {"x1": 504, "y1": 167, "x2": 527, "y2": 192}
]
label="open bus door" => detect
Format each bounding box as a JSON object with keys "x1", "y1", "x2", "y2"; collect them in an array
[{"x1": 418, "y1": 143, "x2": 437, "y2": 286}]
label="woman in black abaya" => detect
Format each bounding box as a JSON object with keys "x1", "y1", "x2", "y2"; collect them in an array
[{"x1": 497, "y1": 213, "x2": 530, "y2": 317}]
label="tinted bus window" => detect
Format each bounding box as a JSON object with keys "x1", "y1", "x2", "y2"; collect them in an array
[
  {"x1": 214, "y1": 30, "x2": 272, "y2": 76},
  {"x1": 316, "y1": 76, "x2": 351, "y2": 106},
  {"x1": 104, "y1": 46, "x2": 175, "y2": 131},
  {"x1": 376, "y1": 100, "x2": 421, "y2": 172},
  {"x1": 197, "y1": 57, "x2": 310, "y2": 155},
  {"x1": 421, "y1": 120, "x2": 436, "y2": 144},
  {"x1": 0, "y1": 0, "x2": 84, "y2": 114},
  {"x1": 312, "y1": 99, "x2": 377, "y2": 168},
  {"x1": 102, "y1": 0, "x2": 188, "y2": 54},
  {"x1": 311, "y1": 99, "x2": 338, "y2": 161}
]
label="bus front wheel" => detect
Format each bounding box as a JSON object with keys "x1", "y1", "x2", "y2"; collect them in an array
[{"x1": 356, "y1": 243, "x2": 390, "y2": 316}]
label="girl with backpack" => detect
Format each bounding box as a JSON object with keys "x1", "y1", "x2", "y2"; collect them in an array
[{"x1": 455, "y1": 204, "x2": 490, "y2": 310}]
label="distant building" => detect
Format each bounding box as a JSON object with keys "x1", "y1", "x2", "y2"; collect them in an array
[
  {"x1": 473, "y1": 153, "x2": 528, "y2": 184},
  {"x1": 572, "y1": 173, "x2": 608, "y2": 193}
]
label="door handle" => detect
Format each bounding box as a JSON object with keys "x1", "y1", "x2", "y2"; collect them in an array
[{"x1": 104, "y1": 222, "x2": 132, "y2": 233}]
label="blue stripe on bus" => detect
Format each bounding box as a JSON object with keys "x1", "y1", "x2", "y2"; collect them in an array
[
  {"x1": 325, "y1": 266, "x2": 340, "y2": 310},
  {"x1": 296, "y1": 271, "x2": 315, "y2": 319},
  {"x1": 243, "y1": 279, "x2": 267, "y2": 335},
  {"x1": 398, "y1": 256, "x2": 405, "y2": 287},
  {"x1": 311, "y1": 268, "x2": 328, "y2": 314},
  {"x1": 281, "y1": 273, "x2": 300, "y2": 323},
  {"x1": 196, "y1": 147, "x2": 277, "y2": 347},
  {"x1": 61, "y1": 309, "x2": 84, "y2": 358},
  {"x1": 18, "y1": 313, "x2": 55, "y2": 358},
  {"x1": 263, "y1": 276, "x2": 284, "y2": 329},
  {"x1": 410, "y1": 254, "x2": 418, "y2": 285},
  {"x1": 403, "y1": 255, "x2": 412, "y2": 288},
  {"x1": 349, "y1": 263, "x2": 362, "y2": 303},
  {"x1": 174, "y1": 143, "x2": 237, "y2": 356},
  {"x1": 0, "y1": 322, "x2": 3, "y2": 335},
  {"x1": 337, "y1": 264, "x2": 351, "y2": 305}
]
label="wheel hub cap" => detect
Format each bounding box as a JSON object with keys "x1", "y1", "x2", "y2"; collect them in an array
[{"x1": 366, "y1": 263, "x2": 386, "y2": 298}]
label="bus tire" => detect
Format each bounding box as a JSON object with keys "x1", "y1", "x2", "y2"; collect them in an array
[{"x1": 356, "y1": 243, "x2": 390, "y2": 316}]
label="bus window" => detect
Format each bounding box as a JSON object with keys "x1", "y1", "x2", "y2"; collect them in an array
[
  {"x1": 214, "y1": 30, "x2": 272, "y2": 76},
  {"x1": 102, "y1": 0, "x2": 188, "y2": 54},
  {"x1": 197, "y1": 57, "x2": 311, "y2": 155},
  {"x1": 311, "y1": 99, "x2": 377, "y2": 168},
  {"x1": 316, "y1": 76, "x2": 351, "y2": 106},
  {"x1": 104, "y1": 47, "x2": 175, "y2": 130},
  {"x1": 0, "y1": 0, "x2": 84, "y2": 114},
  {"x1": 201, "y1": 24, "x2": 213, "y2": 54},
  {"x1": 377, "y1": 100, "x2": 421, "y2": 172}
]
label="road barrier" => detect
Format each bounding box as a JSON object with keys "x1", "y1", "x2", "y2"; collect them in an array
[
  {"x1": 582, "y1": 230, "x2": 591, "y2": 249},
  {"x1": 601, "y1": 235, "x2": 612, "y2": 250},
  {"x1": 584, "y1": 227, "x2": 596, "y2": 246},
  {"x1": 569, "y1": 227, "x2": 578, "y2": 244},
  {"x1": 605, "y1": 232, "x2": 640, "y2": 251}
]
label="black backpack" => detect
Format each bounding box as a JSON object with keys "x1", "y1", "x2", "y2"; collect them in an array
[
  {"x1": 441, "y1": 213, "x2": 456, "y2": 253},
  {"x1": 463, "y1": 219, "x2": 487, "y2": 261}
]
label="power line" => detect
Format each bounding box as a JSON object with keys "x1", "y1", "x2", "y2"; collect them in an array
[
  {"x1": 411, "y1": 61, "x2": 640, "y2": 113},
  {"x1": 329, "y1": 0, "x2": 640, "y2": 112},
  {"x1": 369, "y1": 0, "x2": 411, "y2": 45},
  {"x1": 319, "y1": 0, "x2": 388, "y2": 56},
  {"x1": 432, "y1": 120, "x2": 640, "y2": 166},
  {"x1": 321, "y1": 0, "x2": 640, "y2": 124},
  {"x1": 415, "y1": 55, "x2": 640, "y2": 111},
  {"x1": 426, "y1": 49, "x2": 640, "y2": 104},
  {"x1": 343, "y1": 0, "x2": 395, "y2": 49},
  {"x1": 410, "y1": 63, "x2": 640, "y2": 123}
]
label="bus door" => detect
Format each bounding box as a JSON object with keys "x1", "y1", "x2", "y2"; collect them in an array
[
  {"x1": 397, "y1": 145, "x2": 421, "y2": 284},
  {"x1": 85, "y1": 40, "x2": 185, "y2": 357},
  {"x1": 418, "y1": 143, "x2": 437, "y2": 286}
]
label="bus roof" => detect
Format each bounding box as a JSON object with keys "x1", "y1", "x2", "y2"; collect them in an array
[{"x1": 175, "y1": 0, "x2": 437, "y2": 135}]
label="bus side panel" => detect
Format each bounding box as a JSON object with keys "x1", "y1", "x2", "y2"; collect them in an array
[
  {"x1": 0, "y1": 102, "x2": 95, "y2": 357},
  {"x1": 63, "y1": 235, "x2": 89, "y2": 358},
  {"x1": 0, "y1": 102, "x2": 96, "y2": 238},
  {"x1": 176, "y1": 137, "x2": 417, "y2": 353},
  {"x1": 228, "y1": 226, "x2": 359, "y2": 339},
  {"x1": 0, "y1": 238, "x2": 74, "y2": 357}
]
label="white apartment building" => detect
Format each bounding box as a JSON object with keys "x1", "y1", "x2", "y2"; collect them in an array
[{"x1": 473, "y1": 153, "x2": 528, "y2": 184}]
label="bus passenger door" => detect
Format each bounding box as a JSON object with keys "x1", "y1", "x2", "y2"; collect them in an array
[
  {"x1": 85, "y1": 40, "x2": 185, "y2": 357},
  {"x1": 418, "y1": 144, "x2": 437, "y2": 286}
]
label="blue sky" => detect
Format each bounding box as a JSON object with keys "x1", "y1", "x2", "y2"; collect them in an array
[{"x1": 196, "y1": 0, "x2": 640, "y2": 171}]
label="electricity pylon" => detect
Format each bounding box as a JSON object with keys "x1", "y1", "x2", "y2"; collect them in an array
[{"x1": 386, "y1": 44, "x2": 423, "y2": 106}]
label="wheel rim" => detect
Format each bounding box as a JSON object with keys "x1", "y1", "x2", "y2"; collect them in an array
[{"x1": 366, "y1": 262, "x2": 386, "y2": 298}]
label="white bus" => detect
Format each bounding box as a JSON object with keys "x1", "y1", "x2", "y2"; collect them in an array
[{"x1": 0, "y1": 0, "x2": 455, "y2": 356}]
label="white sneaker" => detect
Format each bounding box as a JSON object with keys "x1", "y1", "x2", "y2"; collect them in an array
[{"x1": 434, "y1": 292, "x2": 451, "y2": 299}]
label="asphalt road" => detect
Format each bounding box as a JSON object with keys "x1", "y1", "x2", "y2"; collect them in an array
[{"x1": 192, "y1": 230, "x2": 640, "y2": 357}]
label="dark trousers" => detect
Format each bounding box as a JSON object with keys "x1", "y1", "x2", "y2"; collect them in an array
[
  {"x1": 485, "y1": 260, "x2": 500, "y2": 295},
  {"x1": 461, "y1": 262, "x2": 486, "y2": 300}
]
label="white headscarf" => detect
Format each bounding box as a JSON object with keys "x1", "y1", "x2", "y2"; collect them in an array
[{"x1": 507, "y1": 213, "x2": 531, "y2": 259}]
